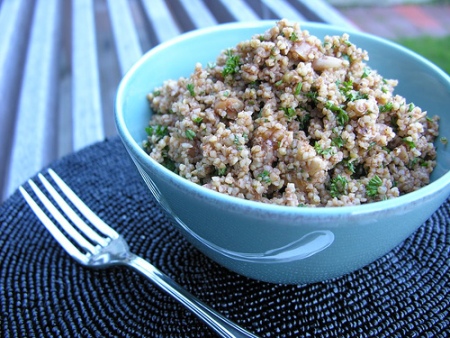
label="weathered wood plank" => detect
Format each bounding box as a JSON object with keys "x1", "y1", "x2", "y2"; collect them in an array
[
  {"x1": 295, "y1": 0, "x2": 358, "y2": 29},
  {"x1": 5, "y1": 0, "x2": 62, "y2": 197},
  {"x1": 141, "y1": 0, "x2": 181, "y2": 43},
  {"x1": 261, "y1": 0, "x2": 307, "y2": 21},
  {"x1": 72, "y1": 0, "x2": 104, "y2": 151},
  {"x1": 178, "y1": 0, "x2": 218, "y2": 28},
  {"x1": 106, "y1": 0, "x2": 143, "y2": 75},
  {"x1": 0, "y1": 0, "x2": 34, "y2": 199},
  {"x1": 215, "y1": 0, "x2": 260, "y2": 22}
]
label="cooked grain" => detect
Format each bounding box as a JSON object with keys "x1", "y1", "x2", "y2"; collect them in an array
[{"x1": 144, "y1": 19, "x2": 439, "y2": 207}]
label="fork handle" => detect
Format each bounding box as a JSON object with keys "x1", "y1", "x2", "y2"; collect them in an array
[{"x1": 126, "y1": 255, "x2": 259, "y2": 338}]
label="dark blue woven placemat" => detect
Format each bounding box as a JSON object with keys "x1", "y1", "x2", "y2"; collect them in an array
[{"x1": 1, "y1": 137, "x2": 449, "y2": 337}]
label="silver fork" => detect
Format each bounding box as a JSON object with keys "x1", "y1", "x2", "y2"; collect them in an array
[{"x1": 19, "y1": 169, "x2": 259, "y2": 338}]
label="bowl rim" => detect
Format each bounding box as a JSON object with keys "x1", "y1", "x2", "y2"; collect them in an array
[{"x1": 115, "y1": 20, "x2": 450, "y2": 217}]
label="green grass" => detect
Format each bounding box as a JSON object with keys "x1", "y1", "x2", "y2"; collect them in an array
[{"x1": 396, "y1": 35, "x2": 450, "y2": 74}]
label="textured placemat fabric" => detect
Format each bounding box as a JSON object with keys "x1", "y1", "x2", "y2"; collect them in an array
[{"x1": 1, "y1": 137, "x2": 449, "y2": 337}]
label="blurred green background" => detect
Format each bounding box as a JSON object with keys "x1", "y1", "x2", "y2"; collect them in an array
[{"x1": 330, "y1": 0, "x2": 449, "y2": 74}]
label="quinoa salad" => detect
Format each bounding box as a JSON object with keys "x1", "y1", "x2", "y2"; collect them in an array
[{"x1": 144, "y1": 19, "x2": 439, "y2": 207}]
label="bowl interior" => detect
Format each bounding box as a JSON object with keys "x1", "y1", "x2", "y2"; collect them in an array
[{"x1": 116, "y1": 21, "x2": 450, "y2": 209}]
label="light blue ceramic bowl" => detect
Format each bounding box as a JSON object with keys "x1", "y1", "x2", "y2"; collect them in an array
[{"x1": 115, "y1": 21, "x2": 450, "y2": 284}]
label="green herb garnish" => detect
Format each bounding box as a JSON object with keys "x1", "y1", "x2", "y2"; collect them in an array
[
  {"x1": 222, "y1": 50, "x2": 240, "y2": 77},
  {"x1": 282, "y1": 107, "x2": 296, "y2": 120},
  {"x1": 192, "y1": 117, "x2": 203, "y2": 124},
  {"x1": 343, "y1": 159, "x2": 355, "y2": 174},
  {"x1": 314, "y1": 142, "x2": 334, "y2": 156},
  {"x1": 403, "y1": 138, "x2": 416, "y2": 148},
  {"x1": 330, "y1": 175, "x2": 348, "y2": 198},
  {"x1": 258, "y1": 170, "x2": 272, "y2": 183},
  {"x1": 187, "y1": 83, "x2": 195, "y2": 96},
  {"x1": 295, "y1": 82, "x2": 303, "y2": 96},
  {"x1": 290, "y1": 32, "x2": 298, "y2": 41},
  {"x1": 366, "y1": 175, "x2": 382, "y2": 197},
  {"x1": 325, "y1": 101, "x2": 349, "y2": 126},
  {"x1": 298, "y1": 113, "x2": 311, "y2": 131},
  {"x1": 342, "y1": 54, "x2": 351, "y2": 62},
  {"x1": 331, "y1": 136, "x2": 345, "y2": 148},
  {"x1": 162, "y1": 157, "x2": 176, "y2": 172},
  {"x1": 379, "y1": 102, "x2": 393, "y2": 113},
  {"x1": 233, "y1": 135, "x2": 243, "y2": 150},
  {"x1": 340, "y1": 80, "x2": 353, "y2": 94},
  {"x1": 275, "y1": 80, "x2": 283, "y2": 86},
  {"x1": 217, "y1": 166, "x2": 227, "y2": 176},
  {"x1": 185, "y1": 129, "x2": 196, "y2": 140},
  {"x1": 346, "y1": 91, "x2": 369, "y2": 102},
  {"x1": 146, "y1": 125, "x2": 169, "y2": 138},
  {"x1": 362, "y1": 67, "x2": 371, "y2": 79},
  {"x1": 305, "y1": 89, "x2": 318, "y2": 103}
]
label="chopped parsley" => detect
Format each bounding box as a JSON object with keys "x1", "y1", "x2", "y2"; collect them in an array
[
  {"x1": 338, "y1": 80, "x2": 368, "y2": 102},
  {"x1": 275, "y1": 79, "x2": 283, "y2": 86},
  {"x1": 187, "y1": 83, "x2": 195, "y2": 96},
  {"x1": 258, "y1": 170, "x2": 272, "y2": 183},
  {"x1": 160, "y1": 145, "x2": 176, "y2": 172},
  {"x1": 146, "y1": 125, "x2": 168, "y2": 139},
  {"x1": 233, "y1": 134, "x2": 243, "y2": 150},
  {"x1": 290, "y1": 32, "x2": 298, "y2": 41},
  {"x1": 379, "y1": 102, "x2": 393, "y2": 113},
  {"x1": 361, "y1": 67, "x2": 371, "y2": 79},
  {"x1": 282, "y1": 107, "x2": 296, "y2": 120},
  {"x1": 343, "y1": 159, "x2": 355, "y2": 174},
  {"x1": 222, "y1": 50, "x2": 240, "y2": 77},
  {"x1": 366, "y1": 175, "x2": 382, "y2": 197},
  {"x1": 305, "y1": 89, "x2": 318, "y2": 103},
  {"x1": 391, "y1": 116, "x2": 399, "y2": 132},
  {"x1": 339, "y1": 80, "x2": 353, "y2": 94},
  {"x1": 325, "y1": 101, "x2": 349, "y2": 126},
  {"x1": 162, "y1": 157, "x2": 176, "y2": 172},
  {"x1": 330, "y1": 175, "x2": 348, "y2": 198},
  {"x1": 185, "y1": 129, "x2": 196, "y2": 140},
  {"x1": 192, "y1": 116, "x2": 203, "y2": 124},
  {"x1": 295, "y1": 82, "x2": 303, "y2": 95},
  {"x1": 403, "y1": 138, "x2": 416, "y2": 148},
  {"x1": 298, "y1": 113, "x2": 311, "y2": 131},
  {"x1": 217, "y1": 166, "x2": 227, "y2": 176},
  {"x1": 314, "y1": 142, "x2": 334, "y2": 156},
  {"x1": 347, "y1": 91, "x2": 369, "y2": 102},
  {"x1": 331, "y1": 136, "x2": 345, "y2": 148}
]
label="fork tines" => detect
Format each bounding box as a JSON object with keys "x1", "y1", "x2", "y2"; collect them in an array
[{"x1": 19, "y1": 169, "x2": 115, "y2": 263}]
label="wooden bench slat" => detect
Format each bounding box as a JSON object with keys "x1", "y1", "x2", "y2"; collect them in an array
[
  {"x1": 72, "y1": 0, "x2": 104, "y2": 151},
  {"x1": 295, "y1": 0, "x2": 358, "y2": 29},
  {"x1": 141, "y1": 0, "x2": 181, "y2": 43},
  {"x1": 0, "y1": 0, "x2": 34, "y2": 199},
  {"x1": 106, "y1": 0, "x2": 143, "y2": 75},
  {"x1": 260, "y1": 0, "x2": 307, "y2": 21},
  {"x1": 216, "y1": 0, "x2": 260, "y2": 22},
  {"x1": 6, "y1": 0, "x2": 61, "y2": 197},
  {"x1": 178, "y1": 0, "x2": 218, "y2": 28}
]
